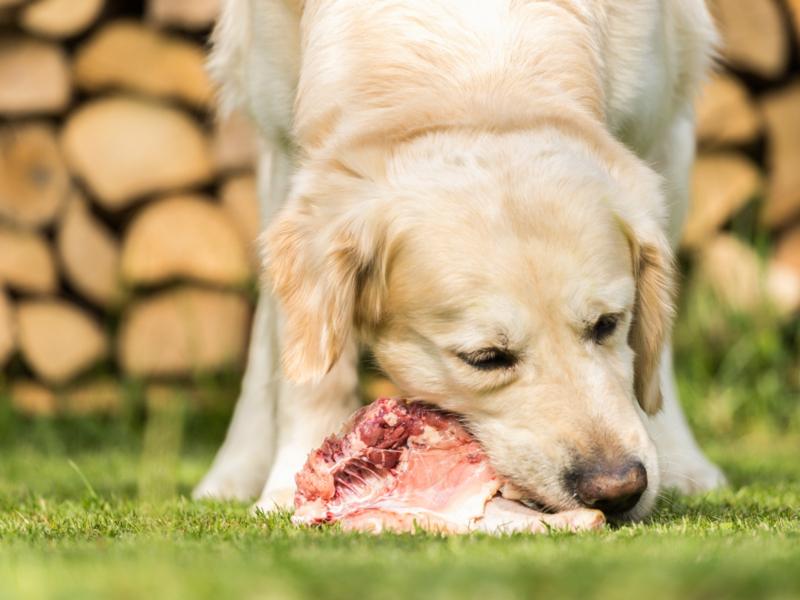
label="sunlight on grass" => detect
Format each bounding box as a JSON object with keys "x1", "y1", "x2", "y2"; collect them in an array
[{"x1": 0, "y1": 277, "x2": 799, "y2": 599}]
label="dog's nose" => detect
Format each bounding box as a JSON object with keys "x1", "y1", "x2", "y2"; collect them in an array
[{"x1": 570, "y1": 460, "x2": 647, "y2": 516}]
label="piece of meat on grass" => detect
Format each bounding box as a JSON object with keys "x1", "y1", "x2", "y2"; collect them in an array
[{"x1": 292, "y1": 398, "x2": 605, "y2": 534}]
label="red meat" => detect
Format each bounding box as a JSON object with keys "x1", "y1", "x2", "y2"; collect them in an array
[{"x1": 293, "y1": 398, "x2": 605, "y2": 534}]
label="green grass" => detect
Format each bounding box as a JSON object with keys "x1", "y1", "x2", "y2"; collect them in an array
[
  {"x1": 0, "y1": 412, "x2": 798, "y2": 600},
  {"x1": 1, "y1": 270, "x2": 799, "y2": 600}
]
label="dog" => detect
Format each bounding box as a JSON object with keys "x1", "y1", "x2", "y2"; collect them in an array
[{"x1": 194, "y1": 0, "x2": 727, "y2": 521}]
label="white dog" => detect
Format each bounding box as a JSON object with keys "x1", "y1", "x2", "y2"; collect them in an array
[{"x1": 195, "y1": 0, "x2": 727, "y2": 521}]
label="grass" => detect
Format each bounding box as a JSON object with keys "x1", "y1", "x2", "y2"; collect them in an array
[
  {"x1": 1, "y1": 260, "x2": 799, "y2": 599},
  {"x1": 0, "y1": 410, "x2": 799, "y2": 599}
]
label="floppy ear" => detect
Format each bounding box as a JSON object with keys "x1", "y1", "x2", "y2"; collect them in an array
[
  {"x1": 628, "y1": 234, "x2": 676, "y2": 415},
  {"x1": 263, "y1": 161, "x2": 389, "y2": 383}
]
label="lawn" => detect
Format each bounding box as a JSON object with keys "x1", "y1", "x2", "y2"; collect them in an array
[
  {"x1": 1, "y1": 278, "x2": 799, "y2": 600},
  {"x1": 0, "y1": 410, "x2": 798, "y2": 600}
]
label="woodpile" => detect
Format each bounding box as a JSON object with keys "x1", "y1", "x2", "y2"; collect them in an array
[
  {"x1": 61, "y1": 96, "x2": 214, "y2": 207},
  {"x1": 0, "y1": 123, "x2": 70, "y2": 227},
  {"x1": 120, "y1": 194, "x2": 251, "y2": 286},
  {"x1": 686, "y1": 0, "x2": 800, "y2": 317},
  {"x1": 709, "y1": 0, "x2": 789, "y2": 79},
  {"x1": 73, "y1": 21, "x2": 213, "y2": 108},
  {"x1": 1, "y1": 1, "x2": 800, "y2": 415},
  {"x1": 0, "y1": 0, "x2": 259, "y2": 414},
  {"x1": 20, "y1": 0, "x2": 105, "y2": 39},
  {"x1": 0, "y1": 36, "x2": 70, "y2": 113},
  {"x1": 16, "y1": 299, "x2": 108, "y2": 384}
]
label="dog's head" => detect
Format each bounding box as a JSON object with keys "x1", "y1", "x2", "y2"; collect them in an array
[{"x1": 265, "y1": 123, "x2": 674, "y2": 520}]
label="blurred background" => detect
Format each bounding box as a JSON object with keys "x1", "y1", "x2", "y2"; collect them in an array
[{"x1": 0, "y1": 0, "x2": 798, "y2": 494}]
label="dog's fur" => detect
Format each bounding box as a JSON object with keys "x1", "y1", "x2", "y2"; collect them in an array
[{"x1": 195, "y1": 0, "x2": 727, "y2": 520}]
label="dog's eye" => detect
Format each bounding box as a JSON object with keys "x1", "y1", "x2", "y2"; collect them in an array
[
  {"x1": 589, "y1": 314, "x2": 619, "y2": 344},
  {"x1": 458, "y1": 348, "x2": 518, "y2": 370}
]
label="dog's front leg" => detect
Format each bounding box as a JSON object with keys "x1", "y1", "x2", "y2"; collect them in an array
[
  {"x1": 193, "y1": 294, "x2": 281, "y2": 500},
  {"x1": 647, "y1": 341, "x2": 727, "y2": 494},
  {"x1": 194, "y1": 147, "x2": 294, "y2": 501},
  {"x1": 254, "y1": 339, "x2": 361, "y2": 512}
]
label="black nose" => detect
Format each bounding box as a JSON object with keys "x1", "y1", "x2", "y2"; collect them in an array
[{"x1": 568, "y1": 460, "x2": 647, "y2": 516}]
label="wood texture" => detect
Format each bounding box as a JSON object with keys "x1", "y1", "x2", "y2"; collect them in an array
[
  {"x1": 146, "y1": 0, "x2": 218, "y2": 30},
  {"x1": 212, "y1": 111, "x2": 259, "y2": 173},
  {"x1": 10, "y1": 378, "x2": 123, "y2": 416},
  {"x1": 0, "y1": 122, "x2": 70, "y2": 228},
  {"x1": 20, "y1": 0, "x2": 104, "y2": 38},
  {"x1": 61, "y1": 96, "x2": 214, "y2": 209},
  {"x1": 698, "y1": 234, "x2": 765, "y2": 313},
  {"x1": 767, "y1": 227, "x2": 800, "y2": 314},
  {"x1": 74, "y1": 21, "x2": 213, "y2": 107},
  {"x1": 711, "y1": 0, "x2": 788, "y2": 79},
  {"x1": 0, "y1": 36, "x2": 70, "y2": 114},
  {"x1": 0, "y1": 288, "x2": 14, "y2": 367},
  {"x1": 0, "y1": 224, "x2": 58, "y2": 294},
  {"x1": 683, "y1": 153, "x2": 762, "y2": 250},
  {"x1": 760, "y1": 83, "x2": 800, "y2": 228},
  {"x1": 220, "y1": 174, "x2": 260, "y2": 262},
  {"x1": 16, "y1": 299, "x2": 109, "y2": 384},
  {"x1": 56, "y1": 192, "x2": 122, "y2": 306},
  {"x1": 695, "y1": 74, "x2": 761, "y2": 146},
  {"x1": 121, "y1": 195, "x2": 251, "y2": 286},
  {"x1": 118, "y1": 287, "x2": 249, "y2": 377}
]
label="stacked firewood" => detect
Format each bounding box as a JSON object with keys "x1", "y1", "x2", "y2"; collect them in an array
[
  {"x1": 686, "y1": 0, "x2": 800, "y2": 316},
  {"x1": 0, "y1": 0, "x2": 261, "y2": 414},
  {"x1": 1, "y1": 0, "x2": 799, "y2": 415}
]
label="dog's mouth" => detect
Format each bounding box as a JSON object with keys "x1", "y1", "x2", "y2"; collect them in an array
[
  {"x1": 408, "y1": 400, "x2": 581, "y2": 516},
  {"x1": 497, "y1": 478, "x2": 566, "y2": 514}
]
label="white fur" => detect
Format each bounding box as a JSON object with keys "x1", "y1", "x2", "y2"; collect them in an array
[{"x1": 195, "y1": 0, "x2": 726, "y2": 516}]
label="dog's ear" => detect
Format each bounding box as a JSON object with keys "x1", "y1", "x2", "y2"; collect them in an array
[
  {"x1": 263, "y1": 160, "x2": 390, "y2": 383},
  {"x1": 627, "y1": 231, "x2": 675, "y2": 415}
]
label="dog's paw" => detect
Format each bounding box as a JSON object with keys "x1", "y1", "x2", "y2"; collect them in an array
[
  {"x1": 193, "y1": 469, "x2": 265, "y2": 501},
  {"x1": 660, "y1": 456, "x2": 727, "y2": 494},
  {"x1": 253, "y1": 487, "x2": 295, "y2": 515}
]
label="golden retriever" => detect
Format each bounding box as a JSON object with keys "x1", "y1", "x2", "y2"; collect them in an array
[{"x1": 195, "y1": 0, "x2": 727, "y2": 524}]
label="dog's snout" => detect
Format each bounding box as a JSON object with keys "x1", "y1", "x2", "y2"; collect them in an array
[{"x1": 568, "y1": 460, "x2": 647, "y2": 516}]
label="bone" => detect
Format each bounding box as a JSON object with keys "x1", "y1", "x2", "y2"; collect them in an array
[{"x1": 475, "y1": 497, "x2": 606, "y2": 534}]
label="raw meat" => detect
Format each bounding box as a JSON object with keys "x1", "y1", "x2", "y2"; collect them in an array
[{"x1": 293, "y1": 398, "x2": 605, "y2": 534}]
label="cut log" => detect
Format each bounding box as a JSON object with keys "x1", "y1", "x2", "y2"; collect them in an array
[
  {"x1": 760, "y1": 83, "x2": 800, "y2": 229},
  {"x1": 766, "y1": 228, "x2": 800, "y2": 315},
  {"x1": 74, "y1": 21, "x2": 213, "y2": 108},
  {"x1": 695, "y1": 74, "x2": 761, "y2": 146},
  {"x1": 697, "y1": 234, "x2": 764, "y2": 314},
  {"x1": 682, "y1": 153, "x2": 762, "y2": 250},
  {"x1": 60, "y1": 96, "x2": 214, "y2": 210},
  {"x1": 0, "y1": 36, "x2": 70, "y2": 114},
  {"x1": 710, "y1": 0, "x2": 788, "y2": 79},
  {"x1": 0, "y1": 122, "x2": 70, "y2": 228},
  {"x1": 0, "y1": 288, "x2": 15, "y2": 367},
  {"x1": 0, "y1": 225, "x2": 57, "y2": 294},
  {"x1": 10, "y1": 378, "x2": 123, "y2": 416},
  {"x1": 10, "y1": 380, "x2": 58, "y2": 417},
  {"x1": 62, "y1": 379, "x2": 124, "y2": 415},
  {"x1": 788, "y1": 0, "x2": 800, "y2": 53},
  {"x1": 16, "y1": 299, "x2": 108, "y2": 384},
  {"x1": 20, "y1": 0, "x2": 104, "y2": 38},
  {"x1": 220, "y1": 175, "x2": 261, "y2": 262},
  {"x1": 212, "y1": 111, "x2": 259, "y2": 173},
  {"x1": 146, "y1": 0, "x2": 219, "y2": 30},
  {"x1": 56, "y1": 192, "x2": 121, "y2": 306},
  {"x1": 145, "y1": 383, "x2": 234, "y2": 410},
  {"x1": 118, "y1": 287, "x2": 250, "y2": 377},
  {"x1": 121, "y1": 195, "x2": 251, "y2": 287}
]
